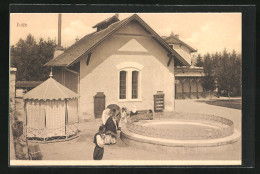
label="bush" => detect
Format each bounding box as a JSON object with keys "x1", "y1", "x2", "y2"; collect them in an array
[{"x1": 12, "y1": 121, "x2": 23, "y2": 138}]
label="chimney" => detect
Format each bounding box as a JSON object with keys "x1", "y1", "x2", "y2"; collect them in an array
[
  {"x1": 75, "y1": 36, "x2": 79, "y2": 43},
  {"x1": 175, "y1": 34, "x2": 179, "y2": 38},
  {"x1": 58, "y1": 13, "x2": 62, "y2": 47},
  {"x1": 53, "y1": 13, "x2": 64, "y2": 59}
]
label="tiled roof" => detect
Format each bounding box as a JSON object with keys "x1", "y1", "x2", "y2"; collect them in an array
[
  {"x1": 92, "y1": 14, "x2": 119, "y2": 28},
  {"x1": 175, "y1": 66, "x2": 205, "y2": 77},
  {"x1": 16, "y1": 81, "x2": 43, "y2": 88},
  {"x1": 45, "y1": 17, "x2": 130, "y2": 67},
  {"x1": 164, "y1": 35, "x2": 197, "y2": 52},
  {"x1": 45, "y1": 14, "x2": 190, "y2": 67}
]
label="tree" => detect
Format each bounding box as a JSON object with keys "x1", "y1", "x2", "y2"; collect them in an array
[
  {"x1": 212, "y1": 52, "x2": 221, "y2": 69},
  {"x1": 195, "y1": 54, "x2": 203, "y2": 67},
  {"x1": 236, "y1": 53, "x2": 242, "y2": 96},
  {"x1": 229, "y1": 50, "x2": 242, "y2": 96},
  {"x1": 202, "y1": 53, "x2": 216, "y2": 102},
  {"x1": 216, "y1": 49, "x2": 229, "y2": 98},
  {"x1": 201, "y1": 49, "x2": 242, "y2": 99},
  {"x1": 10, "y1": 34, "x2": 56, "y2": 81},
  {"x1": 216, "y1": 49, "x2": 242, "y2": 100}
]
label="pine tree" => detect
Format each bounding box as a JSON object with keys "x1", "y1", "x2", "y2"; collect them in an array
[
  {"x1": 195, "y1": 54, "x2": 203, "y2": 67},
  {"x1": 216, "y1": 48, "x2": 242, "y2": 100},
  {"x1": 229, "y1": 50, "x2": 242, "y2": 96},
  {"x1": 202, "y1": 53, "x2": 216, "y2": 102},
  {"x1": 212, "y1": 52, "x2": 221, "y2": 69}
]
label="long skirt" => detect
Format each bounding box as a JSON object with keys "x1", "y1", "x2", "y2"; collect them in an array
[
  {"x1": 104, "y1": 134, "x2": 116, "y2": 145},
  {"x1": 93, "y1": 146, "x2": 104, "y2": 160}
]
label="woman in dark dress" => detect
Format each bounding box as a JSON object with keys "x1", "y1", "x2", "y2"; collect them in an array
[
  {"x1": 93, "y1": 125, "x2": 105, "y2": 160},
  {"x1": 104, "y1": 111, "x2": 118, "y2": 144}
]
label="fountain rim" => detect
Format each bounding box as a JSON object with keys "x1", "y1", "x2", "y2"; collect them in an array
[
  {"x1": 121, "y1": 124, "x2": 240, "y2": 147},
  {"x1": 126, "y1": 113, "x2": 234, "y2": 140}
]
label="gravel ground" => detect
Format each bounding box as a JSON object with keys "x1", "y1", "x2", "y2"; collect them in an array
[{"x1": 14, "y1": 98, "x2": 241, "y2": 161}]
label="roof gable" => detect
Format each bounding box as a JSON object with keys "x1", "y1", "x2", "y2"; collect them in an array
[
  {"x1": 118, "y1": 39, "x2": 148, "y2": 52},
  {"x1": 45, "y1": 14, "x2": 190, "y2": 67},
  {"x1": 164, "y1": 35, "x2": 197, "y2": 52},
  {"x1": 165, "y1": 37, "x2": 181, "y2": 44}
]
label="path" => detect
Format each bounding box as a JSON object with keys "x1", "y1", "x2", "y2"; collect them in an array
[{"x1": 14, "y1": 98, "x2": 241, "y2": 161}]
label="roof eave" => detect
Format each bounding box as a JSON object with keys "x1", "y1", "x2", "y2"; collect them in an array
[
  {"x1": 92, "y1": 15, "x2": 119, "y2": 28},
  {"x1": 44, "y1": 62, "x2": 68, "y2": 67},
  {"x1": 128, "y1": 15, "x2": 190, "y2": 66},
  {"x1": 47, "y1": 14, "x2": 190, "y2": 67},
  {"x1": 67, "y1": 17, "x2": 133, "y2": 67},
  {"x1": 164, "y1": 35, "x2": 197, "y2": 53}
]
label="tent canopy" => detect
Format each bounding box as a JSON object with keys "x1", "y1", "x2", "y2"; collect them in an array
[{"x1": 23, "y1": 77, "x2": 78, "y2": 100}]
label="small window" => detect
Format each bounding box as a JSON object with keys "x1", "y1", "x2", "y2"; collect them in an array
[
  {"x1": 132, "y1": 71, "x2": 138, "y2": 99},
  {"x1": 119, "y1": 71, "x2": 127, "y2": 99}
]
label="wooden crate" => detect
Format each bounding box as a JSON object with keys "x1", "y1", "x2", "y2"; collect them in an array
[{"x1": 154, "y1": 91, "x2": 164, "y2": 112}]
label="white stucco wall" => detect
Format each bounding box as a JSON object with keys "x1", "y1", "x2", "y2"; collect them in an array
[
  {"x1": 79, "y1": 21, "x2": 175, "y2": 119},
  {"x1": 174, "y1": 43, "x2": 193, "y2": 65}
]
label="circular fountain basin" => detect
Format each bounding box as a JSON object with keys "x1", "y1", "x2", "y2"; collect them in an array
[
  {"x1": 140, "y1": 121, "x2": 225, "y2": 140},
  {"x1": 121, "y1": 113, "x2": 241, "y2": 154}
]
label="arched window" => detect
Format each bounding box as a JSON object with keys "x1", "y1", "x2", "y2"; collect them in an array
[
  {"x1": 117, "y1": 62, "x2": 143, "y2": 101},
  {"x1": 119, "y1": 71, "x2": 127, "y2": 99},
  {"x1": 132, "y1": 71, "x2": 138, "y2": 99}
]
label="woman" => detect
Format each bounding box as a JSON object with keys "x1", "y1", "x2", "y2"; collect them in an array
[
  {"x1": 104, "y1": 110, "x2": 117, "y2": 144},
  {"x1": 119, "y1": 107, "x2": 127, "y2": 128},
  {"x1": 93, "y1": 125, "x2": 106, "y2": 160},
  {"x1": 101, "y1": 108, "x2": 110, "y2": 125}
]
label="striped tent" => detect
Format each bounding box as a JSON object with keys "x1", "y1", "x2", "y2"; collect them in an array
[{"x1": 23, "y1": 75, "x2": 79, "y2": 141}]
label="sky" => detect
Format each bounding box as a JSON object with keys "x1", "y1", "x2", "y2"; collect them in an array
[{"x1": 10, "y1": 13, "x2": 241, "y2": 55}]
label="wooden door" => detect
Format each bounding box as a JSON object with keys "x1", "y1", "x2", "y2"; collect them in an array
[{"x1": 94, "y1": 92, "x2": 106, "y2": 118}]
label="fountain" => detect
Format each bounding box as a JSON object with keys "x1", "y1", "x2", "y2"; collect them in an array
[{"x1": 121, "y1": 112, "x2": 240, "y2": 154}]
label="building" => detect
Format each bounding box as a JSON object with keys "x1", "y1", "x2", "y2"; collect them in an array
[
  {"x1": 15, "y1": 81, "x2": 43, "y2": 97},
  {"x1": 45, "y1": 14, "x2": 189, "y2": 120},
  {"x1": 163, "y1": 33, "x2": 209, "y2": 99},
  {"x1": 174, "y1": 66, "x2": 205, "y2": 99},
  {"x1": 163, "y1": 32, "x2": 197, "y2": 65}
]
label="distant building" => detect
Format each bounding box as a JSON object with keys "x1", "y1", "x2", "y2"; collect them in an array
[
  {"x1": 163, "y1": 32, "x2": 197, "y2": 65},
  {"x1": 174, "y1": 66, "x2": 205, "y2": 99},
  {"x1": 163, "y1": 33, "x2": 210, "y2": 99},
  {"x1": 16, "y1": 81, "x2": 43, "y2": 97}
]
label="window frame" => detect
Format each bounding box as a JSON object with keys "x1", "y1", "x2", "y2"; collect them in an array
[
  {"x1": 117, "y1": 62, "x2": 143, "y2": 102},
  {"x1": 119, "y1": 70, "x2": 127, "y2": 99},
  {"x1": 131, "y1": 70, "x2": 139, "y2": 99}
]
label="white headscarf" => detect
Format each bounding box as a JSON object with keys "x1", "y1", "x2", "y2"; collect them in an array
[
  {"x1": 132, "y1": 106, "x2": 137, "y2": 114},
  {"x1": 102, "y1": 108, "x2": 110, "y2": 125}
]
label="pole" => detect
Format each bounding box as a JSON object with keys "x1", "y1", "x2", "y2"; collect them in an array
[
  {"x1": 58, "y1": 14, "x2": 62, "y2": 47},
  {"x1": 189, "y1": 78, "x2": 191, "y2": 99},
  {"x1": 25, "y1": 100, "x2": 27, "y2": 139},
  {"x1": 44, "y1": 102, "x2": 46, "y2": 142},
  {"x1": 65, "y1": 99, "x2": 68, "y2": 138}
]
